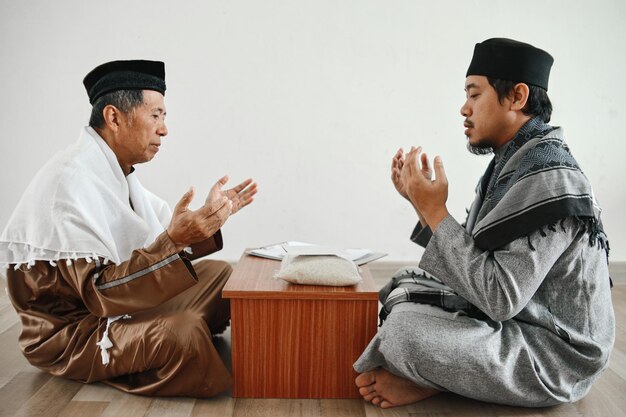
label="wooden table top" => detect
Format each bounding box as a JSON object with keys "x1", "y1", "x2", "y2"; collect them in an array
[{"x1": 223, "y1": 252, "x2": 379, "y2": 300}]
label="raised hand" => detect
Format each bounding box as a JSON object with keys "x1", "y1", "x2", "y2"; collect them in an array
[
  {"x1": 401, "y1": 147, "x2": 449, "y2": 231},
  {"x1": 167, "y1": 184, "x2": 232, "y2": 248},
  {"x1": 204, "y1": 176, "x2": 230, "y2": 208},
  {"x1": 222, "y1": 178, "x2": 257, "y2": 215},
  {"x1": 391, "y1": 148, "x2": 409, "y2": 200},
  {"x1": 203, "y1": 175, "x2": 257, "y2": 215},
  {"x1": 391, "y1": 147, "x2": 432, "y2": 201}
]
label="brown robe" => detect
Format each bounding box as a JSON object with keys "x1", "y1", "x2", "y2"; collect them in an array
[{"x1": 6, "y1": 230, "x2": 232, "y2": 397}]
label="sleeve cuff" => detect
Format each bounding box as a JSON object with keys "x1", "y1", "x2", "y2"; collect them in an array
[
  {"x1": 150, "y1": 231, "x2": 198, "y2": 281},
  {"x1": 419, "y1": 214, "x2": 462, "y2": 273},
  {"x1": 213, "y1": 229, "x2": 223, "y2": 251},
  {"x1": 410, "y1": 222, "x2": 433, "y2": 248},
  {"x1": 187, "y1": 230, "x2": 224, "y2": 260}
]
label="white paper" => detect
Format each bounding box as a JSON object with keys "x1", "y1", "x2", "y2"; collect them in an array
[{"x1": 247, "y1": 241, "x2": 387, "y2": 265}]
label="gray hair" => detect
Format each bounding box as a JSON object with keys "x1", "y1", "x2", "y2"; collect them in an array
[{"x1": 89, "y1": 89, "x2": 144, "y2": 128}]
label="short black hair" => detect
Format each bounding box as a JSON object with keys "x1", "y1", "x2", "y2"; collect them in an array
[
  {"x1": 487, "y1": 78, "x2": 553, "y2": 123},
  {"x1": 89, "y1": 89, "x2": 144, "y2": 128}
]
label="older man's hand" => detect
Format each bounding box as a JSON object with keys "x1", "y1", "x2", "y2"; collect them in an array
[
  {"x1": 167, "y1": 179, "x2": 233, "y2": 248},
  {"x1": 208, "y1": 176, "x2": 257, "y2": 215},
  {"x1": 401, "y1": 146, "x2": 450, "y2": 231}
]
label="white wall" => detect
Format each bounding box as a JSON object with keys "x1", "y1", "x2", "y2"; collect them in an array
[{"x1": 1, "y1": 0, "x2": 625, "y2": 263}]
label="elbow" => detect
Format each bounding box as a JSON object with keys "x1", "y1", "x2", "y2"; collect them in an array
[{"x1": 480, "y1": 270, "x2": 526, "y2": 322}]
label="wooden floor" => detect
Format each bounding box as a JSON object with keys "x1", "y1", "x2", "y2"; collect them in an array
[{"x1": 0, "y1": 264, "x2": 624, "y2": 417}]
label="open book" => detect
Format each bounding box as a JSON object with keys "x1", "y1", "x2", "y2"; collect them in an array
[{"x1": 247, "y1": 241, "x2": 387, "y2": 266}]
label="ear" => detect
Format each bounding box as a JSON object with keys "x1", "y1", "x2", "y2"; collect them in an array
[
  {"x1": 102, "y1": 105, "x2": 122, "y2": 132},
  {"x1": 509, "y1": 83, "x2": 530, "y2": 111}
]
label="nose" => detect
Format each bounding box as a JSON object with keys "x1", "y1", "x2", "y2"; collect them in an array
[
  {"x1": 460, "y1": 100, "x2": 471, "y2": 117},
  {"x1": 158, "y1": 121, "x2": 168, "y2": 137}
]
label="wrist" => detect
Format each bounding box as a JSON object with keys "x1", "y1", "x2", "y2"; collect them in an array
[
  {"x1": 423, "y1": 206, "x2": 449, "y2": 231},
  {"x1": 166, "y1": 229, "x2": 188, "y2": 252}
]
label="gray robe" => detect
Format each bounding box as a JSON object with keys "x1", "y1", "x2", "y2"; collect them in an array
[{"x1": 354, "y1": 141, "x2": 615, "y2": 407}]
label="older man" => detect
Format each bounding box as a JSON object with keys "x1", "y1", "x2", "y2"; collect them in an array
[
  {"x1": 0, "y1": 60, "x2": 256, "y2": 397},
  {"x1": 354, "y1": 39, "x2": 614, "y2": 408}
]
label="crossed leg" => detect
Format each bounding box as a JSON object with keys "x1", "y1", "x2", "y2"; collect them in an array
[{"x1": 355, "y1": 368, "x2": 439, "y2": 408}]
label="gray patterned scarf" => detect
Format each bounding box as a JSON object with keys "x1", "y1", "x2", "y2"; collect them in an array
[
  {"x1": 468, "y1": 117, "x2": 608, "y2": 254},
  {"x1": 379, "y1": 118, "x2": 610, "y2": 325}
]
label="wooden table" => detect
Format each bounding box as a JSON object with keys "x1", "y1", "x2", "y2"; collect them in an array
[{"x1": 222, "y1": 252, "x2": 379, "y2": 398}]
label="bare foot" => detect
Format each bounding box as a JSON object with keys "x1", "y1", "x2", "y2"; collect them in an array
[{"x1": 355, "y1": 368, "x2": 439, "y2": 408}]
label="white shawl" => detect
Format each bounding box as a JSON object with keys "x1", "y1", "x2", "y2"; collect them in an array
[{"x1": 0, "y1": 127, "x2": 171, "y2": 270}]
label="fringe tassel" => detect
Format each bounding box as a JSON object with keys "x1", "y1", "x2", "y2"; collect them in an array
[
  {"x1": 527, "y1": 235, "x2": 536, "y2": 251},
  {"x1": 7, "y1": 253, "x2": 112, "y2": 270},
  {"x1": 96, "y1": 314, "x2": 131, "y2": 366},
  {"x1": 568, "y1": 217, "x2": 610, "y2": 261},
  {"x1": 527, "y1": 216, "x2": 609, "y2": 253}
]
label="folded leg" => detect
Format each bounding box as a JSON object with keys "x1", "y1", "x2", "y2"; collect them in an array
[{"x1": 354, "y1": 303, "x2": 558, "y2": 407}]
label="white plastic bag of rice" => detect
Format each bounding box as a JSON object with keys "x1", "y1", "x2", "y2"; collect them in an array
[{"x1": 274, "y1": 250, "x2": 362, "y2": 286}]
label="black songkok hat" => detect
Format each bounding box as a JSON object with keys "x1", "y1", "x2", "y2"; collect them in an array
[
  {"x1": 83, "y1": 60, "x2": 166, "y2": 104},
  {"x1": 466, "y1": 38, "x2": 554, "y2": 90}
]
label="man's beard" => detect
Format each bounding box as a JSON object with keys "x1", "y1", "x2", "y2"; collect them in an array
[{"x1": 466, "y1": 138, "x2": 493, "y2": 155}]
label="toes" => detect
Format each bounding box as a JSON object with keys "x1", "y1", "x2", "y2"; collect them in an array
[
  {"x1": 363, "y1": 392, "x2": 377, "y2": 402},
  {"x1": 355, "y1": 371, "x2": 376, "y2": 387},
  {"x1": 359, "y1": 385, "x2": 375, "y2": 396},
  {"x1": 380, "y1": 400, "x2": 393, "y2": 409},
  {"x1": 371, "y1": 396, "x2": 382, "y2": 406}
]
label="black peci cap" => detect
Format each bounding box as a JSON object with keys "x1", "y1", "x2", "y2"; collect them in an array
[
  {"x1": 466, "y1": 38, "x2": 554, "y2": 90},
  {"x1": 83, "y1": 60, "x2": 166, "y2": 104}
]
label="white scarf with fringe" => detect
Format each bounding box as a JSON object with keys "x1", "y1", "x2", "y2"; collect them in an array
[
  {"x1": 0, "y1": 126, "x2": 171, "y2": 270},
  {"x1": 0, "y1": 127, "x2": 173, "y2": 365}
]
